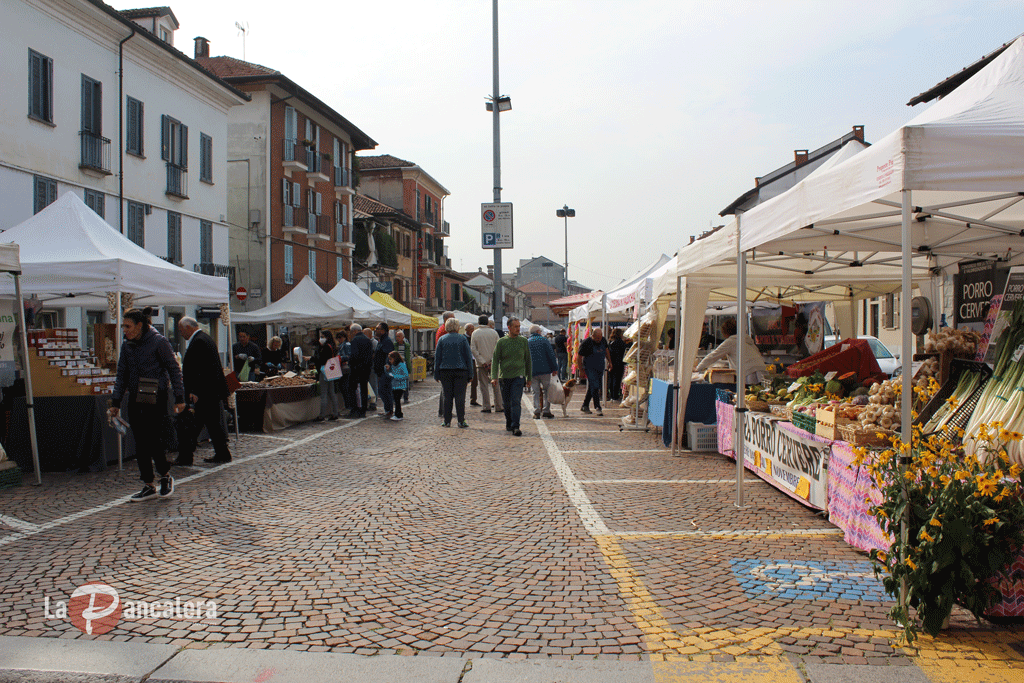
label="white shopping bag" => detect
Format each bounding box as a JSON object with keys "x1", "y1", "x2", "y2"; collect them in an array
[
  {"x1": 324, "y1": 356, "x2": 343, "y2": 381},
  {"x1": 547, "y1": 375, "x2": 566, "y2": 404}
]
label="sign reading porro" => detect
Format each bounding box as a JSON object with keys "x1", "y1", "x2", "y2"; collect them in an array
[
  {"x1": 741, "y1": 412, "x2": 830, "y2": 510},
  {"x1": 481, "y1": 202, "x2": 513, "y2": 249}
]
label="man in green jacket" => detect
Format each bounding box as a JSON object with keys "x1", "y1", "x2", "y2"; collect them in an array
[{"x1": 491, "y1": 317, "x2": 532, "y2": 436}]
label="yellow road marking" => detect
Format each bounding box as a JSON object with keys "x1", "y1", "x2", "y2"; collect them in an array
[{"x1": 652, "y1": 659, "x2": 804, "y2": 683}]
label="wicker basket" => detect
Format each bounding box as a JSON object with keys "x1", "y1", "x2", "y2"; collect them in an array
[
  {"x1": 838, "y1": 424, "x2": 896, "y2": 448},
  {"x1": 747, "y1": 399, "x2": 770, "y2": 412}
]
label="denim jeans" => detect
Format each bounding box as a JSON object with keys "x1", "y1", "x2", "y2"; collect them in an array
[
  {"x1": 582, "y1": 367, "x2": 603, "y2": 411},
  {"x1": 499, "y1": 376, "x2": 526, "y2": 429},
  {"x1": 556, "y1": 352, "x2": 569, "y2": 381}
]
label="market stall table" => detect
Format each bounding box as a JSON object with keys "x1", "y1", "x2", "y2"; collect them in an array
[{"x1": 234, "y1": 384, "x2": 319, "y2": 433}]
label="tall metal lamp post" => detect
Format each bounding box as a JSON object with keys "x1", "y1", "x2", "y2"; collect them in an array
[
  {"x1": 486, "y1": 0, "x2": 511, "y2": 325},
  {"x1": 557, "y1": 205, "x2": 575, "y2": 293}
]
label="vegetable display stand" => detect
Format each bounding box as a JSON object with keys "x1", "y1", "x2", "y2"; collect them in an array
[
  {"x1": 915, "y1": 358, "x2": 993, "y2": 441},
  {"x1": 791, "y1": 410, "x2": 816, "y2": 434}
]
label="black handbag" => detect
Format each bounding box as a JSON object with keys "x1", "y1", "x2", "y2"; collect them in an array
[{"x1": 136, "y1": 377, "x2": 159, "y2": 404}]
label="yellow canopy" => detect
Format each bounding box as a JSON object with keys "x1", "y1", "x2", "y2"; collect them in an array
[{"x1": 370, "y1": 292, "x2": 439, "y2": 329}]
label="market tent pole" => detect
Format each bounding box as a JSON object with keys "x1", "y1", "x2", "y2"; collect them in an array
[
  {"x1": 899, "y1": 189, "x2": 914, "y2": 613},
  {"x1": 116, "y1": 288, "x2": 123, "y2": 472},
  {"x1": 14, "y1": 274, "x2": 42, "y2": 486},
  {"x1": 672, "y1": 275, "x2": 682, "y2": 455},
  {"x1": 601, "y1": 293, "x2": 608, "y2": 404},
  {"x1": 735, "y1": 212, "x2": 747, "y2": 508}
]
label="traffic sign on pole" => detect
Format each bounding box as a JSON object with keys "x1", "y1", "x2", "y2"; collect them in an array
[
  {"x1": 235, "y1": 287, "x2": 247, "y2": 302},
  {"x1": 481, "y1": 202, "x2": 513, "y2": 249}
]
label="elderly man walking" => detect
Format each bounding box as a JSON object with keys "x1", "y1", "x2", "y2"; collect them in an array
[
  {"x1": 176, "y1": 317, "x2": 231, "y2": 465},
  {"x1": 347, "y1": 323, "x2": 373, "y2": 418},
  {"x1": 470, "y1": 314, "x2": 502, "y2": 414},
  {"x1": 436, "y1": 310, "x2": 455, "y2": 417},
  {"x1": 528, "y1": 324, "x2": 558, "y2": 419},
  {"x1": 491, "y1": 317, "x2": 532, "y2": 436}
]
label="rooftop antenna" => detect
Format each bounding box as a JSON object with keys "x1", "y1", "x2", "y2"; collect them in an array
[{"x1": 235, "y1": 21, "x2": 249, "y2": 61}]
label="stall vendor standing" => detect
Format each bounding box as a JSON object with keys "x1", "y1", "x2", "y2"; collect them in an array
[
  {"x1": 693, "y1": 318, "x2": 768, "y2": 385},
  {"x1": 232, "y1": 331, "x2": 262, "y2": 378}
]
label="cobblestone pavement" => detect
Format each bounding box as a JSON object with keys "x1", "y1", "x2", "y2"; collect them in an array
[{"x1": 0, "y1": 386, "x2": 1021, "y2": 681}]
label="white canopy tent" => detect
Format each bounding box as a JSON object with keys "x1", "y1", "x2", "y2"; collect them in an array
[
  {"x1": 0, "y1": 193, "x2": 229, "y2": 305},
  {"x1": 568, "y1": 254, "x2": 673, "y2": 324},
  {"x1": 663, "y1": 36, "x2": 1024, "y2": 534},
  {"x1": 328, "y1": 280, "x2": 410, "y2": 326},
  {"x1": 232, "y1": 276, "x2": 354, "y2": 326}
]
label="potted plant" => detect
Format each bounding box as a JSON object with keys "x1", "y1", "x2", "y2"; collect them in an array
[
  {"x1": 855, "y1": 424, "x2": 1024, "y2": 643},
  {"x1": 302, "y1": 139, "x2": 315, "y2": 148}
]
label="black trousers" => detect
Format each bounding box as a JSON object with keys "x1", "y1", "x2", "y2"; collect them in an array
[
  {"x1": 127, "y1": 392, "x2": 170, "y2": 484},
  {"x1": 438, "y1": 369, "x2": 468, "y2": 424},
  {"x1": 177, "y1": 396, "x2": 231, "y2": 463},
  {"x1": 352, "y1": 370, "x2": 370, "y2": 415}
]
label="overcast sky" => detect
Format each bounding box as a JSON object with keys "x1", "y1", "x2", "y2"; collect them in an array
[{"x1": 111, "y1": 0, "x2": 1023, "y2": 291}]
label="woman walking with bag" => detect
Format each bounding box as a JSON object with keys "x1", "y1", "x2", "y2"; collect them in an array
[
  {"x1": 108, "y1": 307, "x2": 185, "y2": 501},
  {"x1": 312, "y1": 330, "x2": 339, "y2": 421}
]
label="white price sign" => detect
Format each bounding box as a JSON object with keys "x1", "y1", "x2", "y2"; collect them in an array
[{"x1": 481, "y1": 202, "x2": 513, "y2": 249}]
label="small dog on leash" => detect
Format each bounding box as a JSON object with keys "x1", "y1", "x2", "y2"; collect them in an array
[{"x1": 558, "y1": 379, "x2": 578, "y2": 418}]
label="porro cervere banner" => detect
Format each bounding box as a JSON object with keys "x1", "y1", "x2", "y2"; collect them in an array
[{"x1": 742, "y1": 412, "x2": 831, "y2": 510}]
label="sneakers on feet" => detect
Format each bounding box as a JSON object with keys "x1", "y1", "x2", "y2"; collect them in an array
[
  {"x1": 512, "y1": 429, "x2": 522, "y2": 436},
  {"x1": 458, "y1": 421, "x2": 469, "y2": 428},
  {"x1": 595, "y1": 410, "x2": 604, "y2": 416},
  {"x1": 581, "y1": 407, "x2": 592, "y2": 414},
  {"x1": 130, "y1": 485, "x2": 157, "y2": 502},
  {"x1": 390, "y1": 415, "x2": 402, "y2": 421},
  {"x1": 533, "y1": 411, "x2": 541, "y2": 419},
  {"x1": 158, "y1": 475, "x2": 174, "y2": 497},
  {"x1": 542, "y1": 412, "x2": 555, "y2": 419},
  {"x1": 441, "y1": 422, "x2": 451, "y2": 428}
]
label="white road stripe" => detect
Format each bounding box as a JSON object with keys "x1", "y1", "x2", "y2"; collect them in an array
[
  {"x1": 579, "y1": 479, "x2": 752, "y2": 484},
  {"x1": 607, "y1": 529, "x2": 844, "y2": 538},
  {"x1": 0, "y1": 514, "x2": 39, "y2": 532},
  {"x1": 547, "y1": 430, "x2": 623, "y2": 433},
  {"x1": 240, "y1": 433, "x2": 296, "y2": 442},
  {"x1": 562, "y1": 449, "x2": 665, "y2": 454},
  {"x1": 532, "y1": 400, "x2": 610, "y2": 536},
  {"x1": 0, "y1": 394, "x2": 441, "y2": 550}
]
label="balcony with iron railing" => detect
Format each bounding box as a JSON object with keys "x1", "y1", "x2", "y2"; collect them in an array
[
  {"x1": 165, "y1": 163, "x2": 188, "y2": 199},
  {"x1": 333, "y1": 166, "x2": 354, "y2": 191},
  {"x1": 420, "y1": 208, "x2": 436, "y2": 228},
  {"x1": 335, "y1": 223, "x2": 354, "y2": 247},
  {"x1": 283, "y1": 138, "x2": 307, "y2": 171},
  {"x1": 436, "y1": 220, "x2": 450, "y2": 236},
  {"x1": 306, "y1": 150, "x2": 329, "y2": 182},
  {"x1": 309, "y1": 213, "x2": 332, "y2": 238},
  {"x1": 283, "y1": 205, "x2": 308, "y2": 233},
  {"x1": 195, "y1": 262, "x2": 236, "y2": 290},
  {"x1": 79, "y1": 131, "x2": 111, "y2": 175}
]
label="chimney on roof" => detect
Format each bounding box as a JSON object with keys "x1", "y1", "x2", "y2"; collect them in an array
[
  {"x1": 487, "y1": 265, "x2": 494, "y2": 278},
  {"x1": 853, "y1": 125, "x2": 865, "y2": 140},
  {"x1": 794, "y1": 149, "x2": 808, "y2": 166},
  {"x1": 754, "y1": 177, "x2": 761, "y2": 187},
  {"x1": 194, "y1": 36, "x2": 210, "y2": 59}
]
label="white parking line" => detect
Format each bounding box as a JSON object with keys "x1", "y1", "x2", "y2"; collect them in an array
[
  {"x1": 0, "y1": 514, "x2": 39, "y2": 532},
  {"x1": 579, "y1": 479, "x2": 752, "y2": 484},
  {"x1": 0, "y1": 394, "x2": 441, "y2": 550},
  {"x1": 611, "y1": 529, "x2": 844, "y2": 538},
  {"x1": 562, "y1": 449, "x2": 665, "y2": 454}
]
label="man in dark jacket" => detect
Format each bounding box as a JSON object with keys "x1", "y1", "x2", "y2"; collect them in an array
[
  {"x1": 347, "y1": 323, "x2": 374, "y2": 418},
  {"x1": 373, "y1": 323, "x2": 396, "y2": 419},
  {"x1": 232, "y1": 330, "x2": 262, "y2": 376},
  {"x1": 554, "y1": 329, "x2": 569, "y2": 380},
  {"x1": 177, "y1": 317, "x2": 232, "y2": 464}
]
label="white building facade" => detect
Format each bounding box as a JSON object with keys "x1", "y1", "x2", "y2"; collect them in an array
[{"x1": 0, "y1": 0, "x2": 247, "y2": 353}]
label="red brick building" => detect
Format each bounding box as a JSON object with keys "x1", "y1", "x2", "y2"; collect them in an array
[{"x1": 196, "y1": 42, "x2": 376, "y2": 305}]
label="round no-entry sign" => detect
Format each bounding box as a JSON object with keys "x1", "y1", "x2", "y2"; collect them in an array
[{"x1": 235, "y1": 287, "x2": 247, "y2": 301}]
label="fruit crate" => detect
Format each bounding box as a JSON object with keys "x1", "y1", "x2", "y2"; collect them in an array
[{"x1": 686, "y1": 422, "x2": 718, "y2": 452}]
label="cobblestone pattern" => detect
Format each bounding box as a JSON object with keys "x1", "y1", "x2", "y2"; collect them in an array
[{"x1": 0, "y1": 391, "x2": 1020, "y2": 668}]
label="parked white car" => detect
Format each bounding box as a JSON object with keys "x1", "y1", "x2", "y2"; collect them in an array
[{"x1": 822, "y1": 335, "x2": 901, "y2": 377}]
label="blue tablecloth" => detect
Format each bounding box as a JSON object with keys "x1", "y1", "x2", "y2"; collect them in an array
[{"x1": 684, "y1": 383, "x2": 735, "y2": 425}]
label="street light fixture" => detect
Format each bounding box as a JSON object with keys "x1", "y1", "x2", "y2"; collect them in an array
[{"x1": 556, "y1": 205, "x2": 575, "y2": 293}]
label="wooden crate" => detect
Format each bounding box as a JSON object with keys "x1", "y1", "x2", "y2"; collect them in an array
[
  {"x1": 707, "y1": 367, "x2": 736, "y2": 384},
  {"x1": 815, "y1": 408, "x2": 859, "y2": 441}
]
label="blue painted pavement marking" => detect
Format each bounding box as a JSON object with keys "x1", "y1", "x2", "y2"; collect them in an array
[{"x1": 730, "y1": 559, "x2": 889, "y2": 602}]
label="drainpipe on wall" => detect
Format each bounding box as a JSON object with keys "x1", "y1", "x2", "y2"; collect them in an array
[{"x1": 118, "y1": 28, "x2": 136, "y2": 235}]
